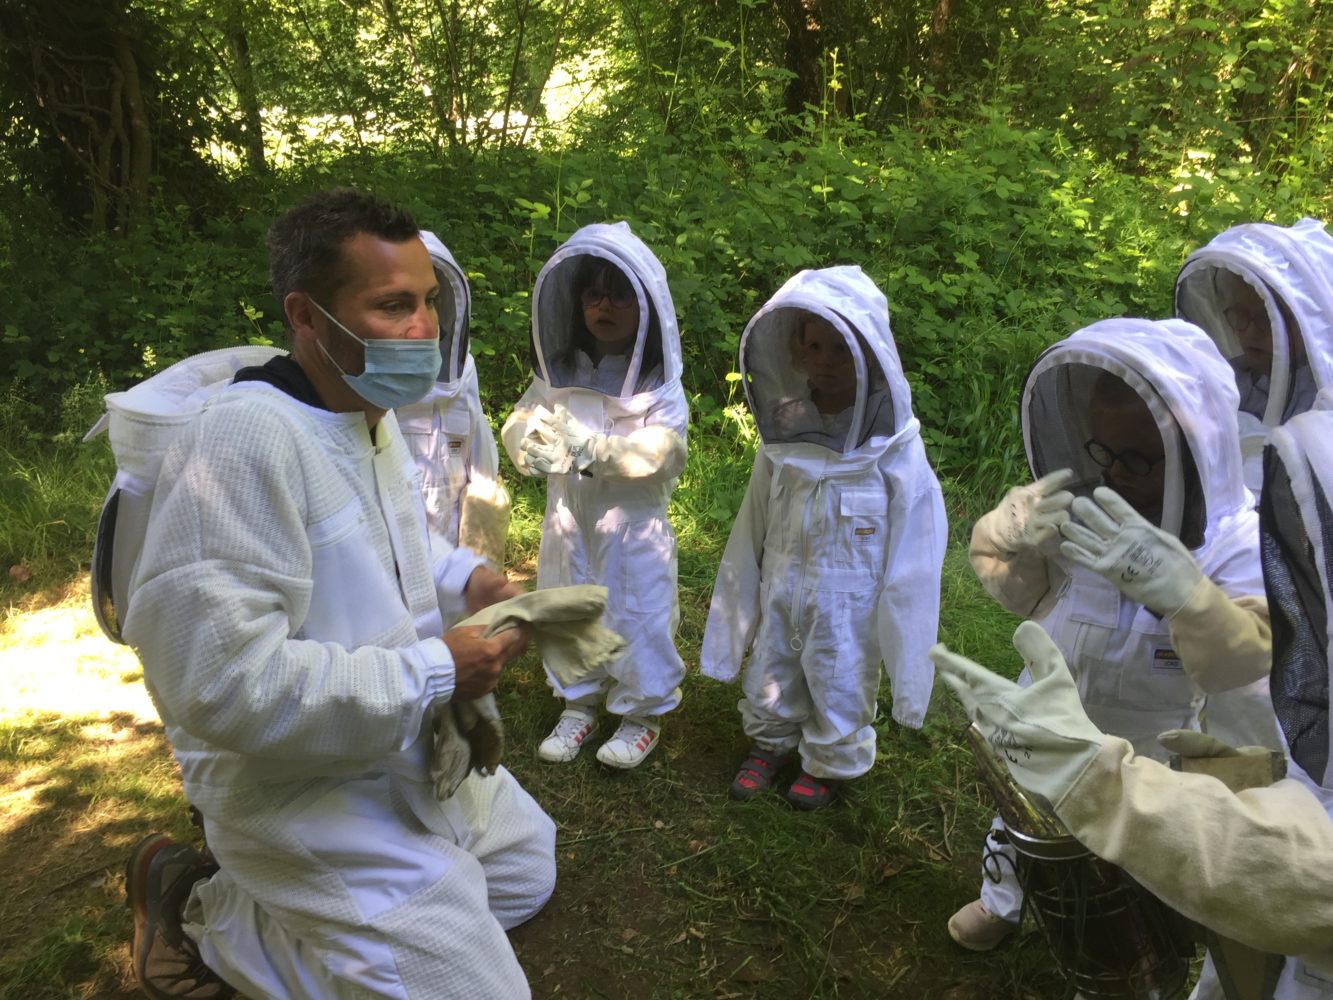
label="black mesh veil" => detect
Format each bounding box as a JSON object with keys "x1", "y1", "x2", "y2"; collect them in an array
[{"x1": 1261, "y1": 445, "x2": 1331, "y2": 781}]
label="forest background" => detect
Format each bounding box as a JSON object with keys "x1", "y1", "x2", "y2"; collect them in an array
[{"x1": 1, "y1": 0, "x2": 1331, "y2": 997}]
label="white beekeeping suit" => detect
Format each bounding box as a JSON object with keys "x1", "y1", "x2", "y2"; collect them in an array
[
  {"x1": 700, "y1": 266, "x2": 947, "y2": 781},
  {"x1": 395, "y1": 231, "x2": 510, "y2": 566},
  {"x1": 123, "y1": 385, "x2": 555, "y2": 998},
  {"x1": 968, "y1": 318, "x2": 1279, "y2": 928},
  {"x1": 1175, "y1": 217, "x2": 1333, "y2": 493},
  {"x1": 500, "y1": 222, "x2": 687, "y2": 724}
]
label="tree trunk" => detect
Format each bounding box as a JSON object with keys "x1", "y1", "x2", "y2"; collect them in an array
[{"x1": 226, "y1": 18, "x2": 268, "y2": 174}]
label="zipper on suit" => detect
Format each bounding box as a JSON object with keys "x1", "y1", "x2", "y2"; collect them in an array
[{"x1": 790, "y1": 475, "x2": 825, "y2": 651}]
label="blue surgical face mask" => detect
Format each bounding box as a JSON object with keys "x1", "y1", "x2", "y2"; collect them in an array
[{"x1": 311, "y1": 299, "x2": 442, "y2": 409}]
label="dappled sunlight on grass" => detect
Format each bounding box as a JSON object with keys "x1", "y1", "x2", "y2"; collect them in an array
[{"x1": 2, "y1": 577, "x2": 157, "y2": 726}]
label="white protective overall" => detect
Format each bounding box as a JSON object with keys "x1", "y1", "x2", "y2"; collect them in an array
[
  {"x1": 500, "y1": 222, "x2": 687, "y2": 717},
  {"x1": 1175, "y1": 218, "x2": 1333, "y2": 493},
  {"x1": 123, "y1": 383, "x2": 556, "y2": 999},
  {"x1": 699, "y1": 266, "x2": 947, "y2": 779},
  {"x1": 972, "y1": 318, "x2": 1278, "y2": 924},
  {"x1": 394, "y1": 232, "x2": 510, "y2": 566}
]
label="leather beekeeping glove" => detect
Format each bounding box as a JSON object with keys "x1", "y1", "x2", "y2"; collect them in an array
[
  {"x1": 1059, "y1": 487, "x2": 1204, "y2": 618},
  {"x1": 538, "y1": 404, "x2": 599, "y2": 473},
  {"x1": 1158, "y1": 729, "x2": 1286, "y2": 795},
  {"x1": 520, "y1": 435, "x2": 570, "y2": 476},
  {"x1": 990, "y1": 468, "x2": 1076, "y2": 557},
  {"x1": 1157, "y1": 730, "x2": 1271, "y2": 759},
  {"x1": 431, "y1": 705, "x2": 477, "y2": 800},
  {"x1": 931, "y1": 621, "x2": 1106, "y2": 806},
  {"x1": 458, "y1": 477, "x2": 511, "y2": 568},
  {"x1": 458, "y1": 584, "x2": 626, "y2": 688},
  {"x1": 516, "y1": 405, "x2": 572, "y2": 475}
]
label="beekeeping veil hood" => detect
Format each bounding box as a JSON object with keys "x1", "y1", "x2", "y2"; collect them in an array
[
  {"x1": 740, "y1": 266, "x2": 901, "y2": 455},
  {"x1": 1263, "y1": 411, "x2": 1333, "y2": 790},
  {"x1": 419, "y1": 230, "x2": 473, "y2": 393},
  {"x1": 1175, "y1": 218, "x2": 1333, "y2": 426},
  {"x1": 530, "y1": 221, "x2": 681, "y2": 398},
  {"x1": 1023, "y1": 318, "x2": 1249, "y2": 552}
]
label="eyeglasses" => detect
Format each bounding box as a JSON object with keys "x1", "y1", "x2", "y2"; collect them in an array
[
  {"x1": 1223, "y1": 304, "x2": 1267, "y2": 336},
  {"x1": 1084, "y1": 439, "x2": 1165, "y2": 477},
  {"x1": 580, "y1": 286, "x2": 636, "y2": 309}
]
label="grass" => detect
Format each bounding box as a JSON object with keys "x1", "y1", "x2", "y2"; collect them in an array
[{"x1": 1, "y1": 427, "x2": 1086, "y2": 999}]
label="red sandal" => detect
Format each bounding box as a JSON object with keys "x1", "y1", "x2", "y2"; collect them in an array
[
  {"x1": 729, "y1": 747, "x2": 793, "y2": 800},
  {"x1": 785, "y1": 771, "x2": 837, "y2": 810}
]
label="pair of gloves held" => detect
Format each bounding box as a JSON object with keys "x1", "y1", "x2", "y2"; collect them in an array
[
  {"x1": 519, "y1": 404, "x2": 599, "y2": 476},
  {"x1": 931, "y1": 620, "x2": 1273, "y2": 807},
  {"x1": 992, "y1": 468, "x2": 1203, "y2": 620},
  {"x1": 431, "y1": 584, "x2": 628, "y2": 801}
]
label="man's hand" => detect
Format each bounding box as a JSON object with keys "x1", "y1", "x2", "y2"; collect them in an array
[
  {"x1": 464, "y1": 564, "x2": 525, "y2": 612},
  {"x1": 444, "y1": 624, "x2": 530, "y2": 701}
]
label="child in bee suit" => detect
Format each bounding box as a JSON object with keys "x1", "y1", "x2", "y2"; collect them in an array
[
  {"x1": 699, "y1": 266, "x2": 947, "y2": 809},
  {"x1": 1174, "y1": 217, "x2": 1333, "y2": 494},
  {"x1": 931, "y1": 405, "x2": 1333, "y2": 997},
  {"x1": 948, "y1": 318, "x2": 1277, "y2": 952},
  {"x1": 395, "y1": 231, "x2": 510, "y2": 566},
  {"x1": 500, "y1": 222, "x2": 687, "y2": 770}
]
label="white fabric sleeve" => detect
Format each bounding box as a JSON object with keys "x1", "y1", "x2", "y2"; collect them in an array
[
  {"x1": 700, "y1": 454, "x2": 771, "y2": 682},
  {"x1": 464, "y1": 364, "x2": 501, "y2": 482},
  {"x1": 589, "y1": 424, "x2": 687, "y2": 481},
  {"x1": 433, "y1": 543, "x2": 489, "y2": 630},
  {"x1": 124, "y1": 413, "x2": 455, "y2": 762},
  {"x1": 1056, "y1": 736, "x2": 1333, "y2": 968},
  {"x1": 876, "y1": 470, "x2": 947, "y2": 728},
  {"x1": 969, "y1": 503, "x2": 1065, "y2": 618},
  {"x1": 500, "y1": 381, "x2": 547, "y2": 475}
]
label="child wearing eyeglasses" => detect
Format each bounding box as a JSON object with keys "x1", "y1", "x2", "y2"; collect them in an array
[
  {"x1": 500, "y1": 222, "x2": 687, "y2": 769},
  {"x1": 946, "y1": 318, "x2": 1275, "y2": 954}
]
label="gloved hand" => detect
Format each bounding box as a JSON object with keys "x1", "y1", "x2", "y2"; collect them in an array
[
  {"x1": 1058, "y1": 486, "x2": 1203, "y2": 618},
  {"x1": 519, "y1": 434, "x2": 570, "y2": 476},
  {"x1": 931, "y1": 621, "x2": 1106, "y2": 806},
  {"x1": 539, "y1": 405, "x2": 600, "y2": 473},
  {"x1": 455, "y1": 693, "x2": 505, "y2": 776},
  {"x1": 1156, "y1": 729, "x2": 1272, "y2": 759},
  {"x1": 991, "y1": 468, "x2": 1076, "y2": 557}
]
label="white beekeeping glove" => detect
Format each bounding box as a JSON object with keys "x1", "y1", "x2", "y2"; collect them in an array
[
  {"x1": 1059, "y1": 487, "x2": 1204, "y2": 618},
  {"x1": 990, "y1": 468, "x2": 1076, "y2": 557},
  {"x1": 519, "y1": 435, "x2": 570, "y2": 475},
  {"x1": 931, "y1": 621, "x2": 1106, "y2": 806},
  {"x1": 541, "y1": 404, "x2": 599, "y2": 473}
]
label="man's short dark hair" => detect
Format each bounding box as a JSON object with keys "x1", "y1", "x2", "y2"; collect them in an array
[{"x1": 267, "y1": 188, "x2": 420, "y2": 320}]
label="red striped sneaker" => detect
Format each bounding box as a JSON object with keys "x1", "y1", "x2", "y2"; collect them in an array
[
  {"x1": 537, "y1": 707, "x2": 598, "y2": 763},
  {"x1": 595, "y1": 716, "x2": 660, "y2": 769}
]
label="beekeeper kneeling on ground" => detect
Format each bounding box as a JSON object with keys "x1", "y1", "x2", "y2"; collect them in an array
[
  {"x1": 932, "y1": 405, "x2": 1333, "y2": 999},
  {"x1": 120, "y1": 188, "x2": 555, "y2": 1000}
]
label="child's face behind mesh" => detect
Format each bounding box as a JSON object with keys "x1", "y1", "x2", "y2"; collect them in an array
[{"x1": 797, "y1": 317, "x2": 857, "y2": 408}]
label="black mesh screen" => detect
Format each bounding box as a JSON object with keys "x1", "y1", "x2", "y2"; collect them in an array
[{"x1": 1261, "y1": 448, "x2": 1330, "y2": 781}]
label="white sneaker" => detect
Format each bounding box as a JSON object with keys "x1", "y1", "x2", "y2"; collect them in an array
[
  {"x1": 537, "y1": 708, "x2": 597, "y2": 763},
  {"x1": 595, "y1": 717, "x2": 660, "y2": 769}
]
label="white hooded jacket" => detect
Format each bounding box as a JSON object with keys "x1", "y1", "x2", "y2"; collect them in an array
[
  {"x1": 700, "y1": 266, "x2": 947, "y2": 729},
  {"x1": 980, "y1": 318, "x2": 1275, "y2": 752},
  {"x1": 394, "y1": 232, "x2": 508, "y2": 564},
  {"x1": 500, "y1": 222, "x2": 687, "y2": 714},
  {"x1": 1175, "y1": 218, "x2": 1333, "y2": 492}
]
